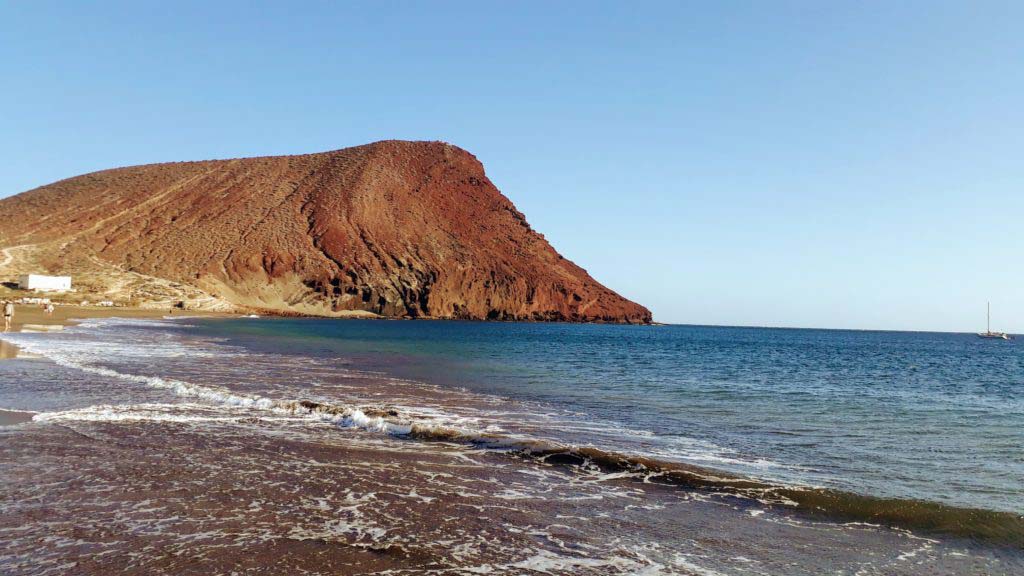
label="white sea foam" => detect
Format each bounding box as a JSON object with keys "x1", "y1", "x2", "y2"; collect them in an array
[
  {"x1": 7, "y1": 331, "x2": 419, "y2": 436},
  {"x1": 33, "y1": 403, "x2": 274, "y2": 425}
]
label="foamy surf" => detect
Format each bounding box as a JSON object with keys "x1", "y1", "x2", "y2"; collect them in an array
[
  {"x1": 8, "y1": 319, "x2": 1023, "y2": 548},
  {"x1": 1, "y1": 318, "x2": 796, "y2": 478}
]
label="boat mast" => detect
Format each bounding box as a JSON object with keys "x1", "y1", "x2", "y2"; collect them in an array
[{"x1": 987, "y1": 301, "x2": 991, "y2": 333}]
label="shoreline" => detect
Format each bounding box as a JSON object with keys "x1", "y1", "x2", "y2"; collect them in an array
[
  {"x1": 5, "y1": 310, "x2": 1020, "y2": 548},
  {"x1": 4, "y1": 310, "x2": 1023, "y2": 548},
  {"x1": 0, "y1": 304, "x2": 233, "y2": 359}
]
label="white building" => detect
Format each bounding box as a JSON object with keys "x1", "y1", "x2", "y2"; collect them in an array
[{"x1": 17, "y1": 274, "x2": 72, "y2": 292}]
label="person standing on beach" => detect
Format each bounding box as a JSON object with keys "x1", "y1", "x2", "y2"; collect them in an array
[{"x1": 3, "y1": 301, "x2": 13, "y2": 332}]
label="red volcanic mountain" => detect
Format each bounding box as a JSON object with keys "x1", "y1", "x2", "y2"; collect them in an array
[{"x1": 0, "y1": 140, "x2": 651, "y2": 323}]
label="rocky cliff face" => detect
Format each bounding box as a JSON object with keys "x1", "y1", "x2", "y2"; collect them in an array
[{"x1": 0, "y1": 141, "x2": 651, "y2": 323}]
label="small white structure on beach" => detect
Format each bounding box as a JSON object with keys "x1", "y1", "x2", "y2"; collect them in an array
[
  {"x1": 19, "y1": 297, "x2": 51, "y2": 305},
  {"x1": 17, "y1": 274, "x2": 72, "y2": 292}
]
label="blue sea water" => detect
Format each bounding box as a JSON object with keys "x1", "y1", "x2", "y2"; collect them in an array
[{"x1": 186, "y1": 318, "x2": 1024, "y2": 515}]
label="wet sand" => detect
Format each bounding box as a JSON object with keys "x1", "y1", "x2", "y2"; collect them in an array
[
  {"x1": 0, "y1": 339, "x2": 20, "y2": 359},
  {"x1": 6, "y1": 403, "x2": 1014, "y2": 575},
  {"x1": 4, "y1": 304, "x2": 172, "y2": 332},
  {"x1": 0, "y1": 409, "x2": 34, "y2": 426}
]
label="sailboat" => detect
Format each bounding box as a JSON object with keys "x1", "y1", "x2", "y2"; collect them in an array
[{"x1": 977, "y1": 302, "x2": 1012, "y2": 340}]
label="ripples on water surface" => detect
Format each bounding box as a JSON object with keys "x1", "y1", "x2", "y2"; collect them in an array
[{"x1": 0, "y1": 317, "x2": 1021, "y2": 575}]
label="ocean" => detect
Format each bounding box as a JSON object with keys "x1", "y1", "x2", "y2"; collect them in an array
[{"x1": 1, "y1": 317, "x2": 1021, "y2": 575}]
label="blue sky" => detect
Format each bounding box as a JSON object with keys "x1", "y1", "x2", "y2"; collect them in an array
[{"x1": 2, "y1": 1, "x2": 1021, "y2": 331}]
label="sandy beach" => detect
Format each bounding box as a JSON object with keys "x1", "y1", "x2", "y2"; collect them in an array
[
  {"x1": 0, "y1": 304, "x2": 228, "y2": 359},
  {"x1": 4, "y1": 304, "x2": 168, "y2": 333}
]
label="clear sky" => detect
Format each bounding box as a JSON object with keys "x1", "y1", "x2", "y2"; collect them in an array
[{"x1": 2, "y1": 1, "x2": 1021, "y2": 332}]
